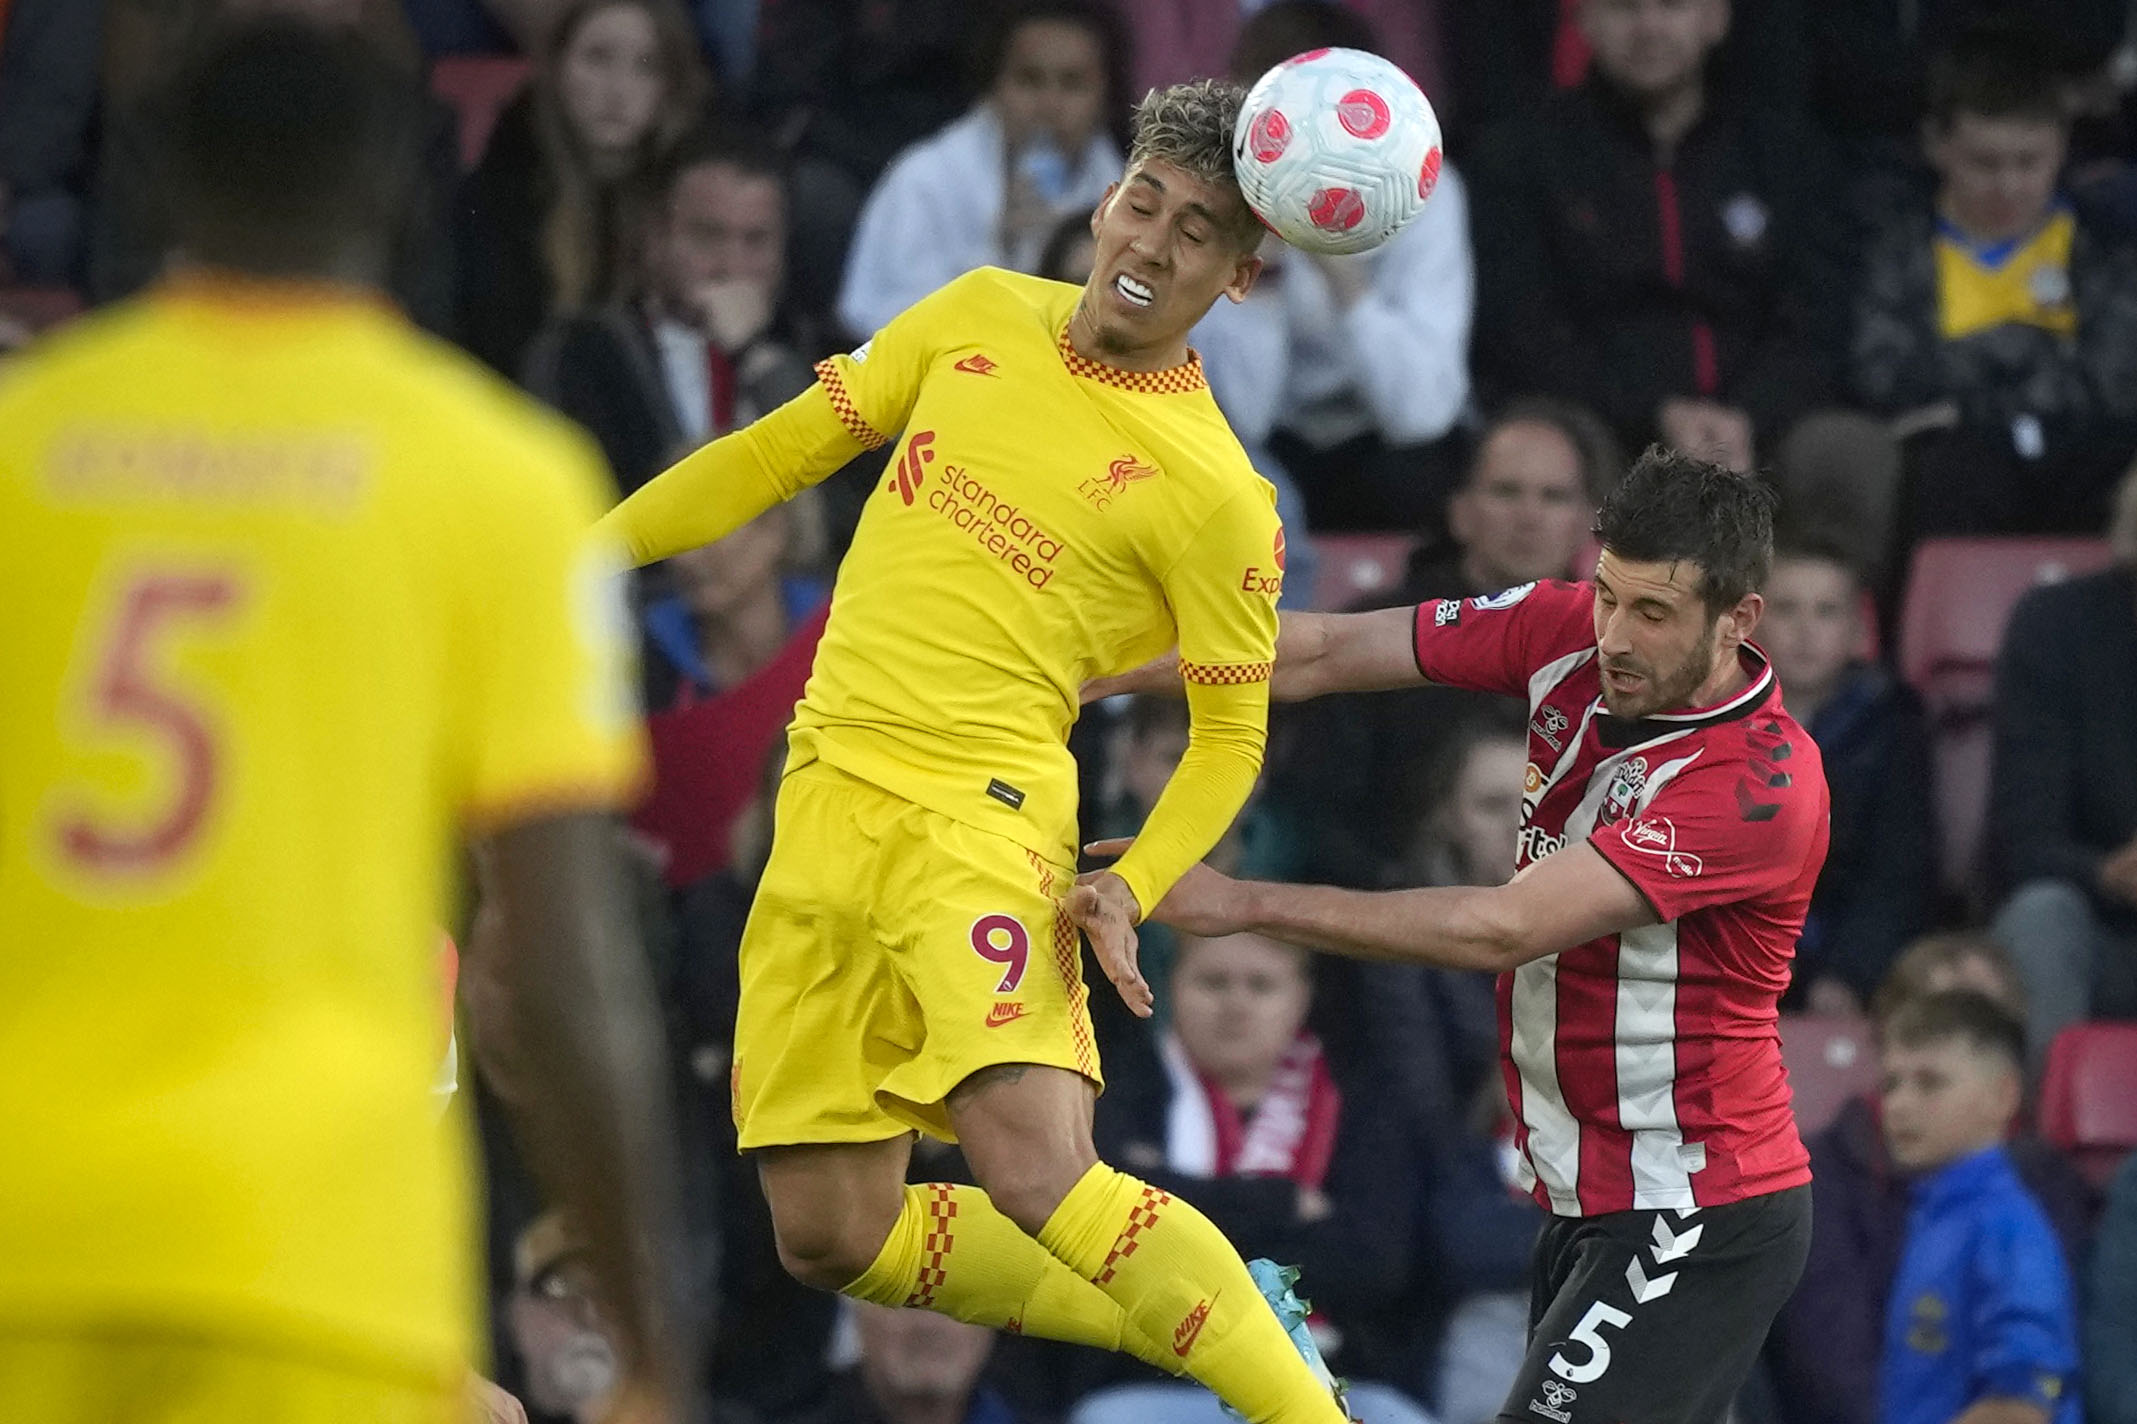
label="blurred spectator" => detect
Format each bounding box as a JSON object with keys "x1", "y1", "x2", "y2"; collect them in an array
[
  {"x1": 1268, "y1": 405, "x2": 1608, "y2": 888},
  {"x1": 1467, "y1": 0, "x2": 1863, "y2": 513},
  {"x1": 1422, "y1": 1078, "x2": 1542, "y2": 1424},
  {"x1": 1444, "y1": 0, "x2": 1811, "y2": 146},
  {"x1": 1803, "y1": 0, "x2": 2125, "y2": 173},
  {"x1": 747, "y1": 0, "x2": 979, "y2": 323},
  {"x1": 1190, "y1": 1, "x2": 1474, "y2": 535},
  {"x1": 1988, "y1": 462, "x2": 2137, "y2": 1058},
  {"x1": 2091, "y1": 1152, "x2": 2137, "y2": 1424},
  {"x1": 90, "y1": 0, "x2": 459, "y2": 329},
  {"x1": 0, "y1": 0, "x2": 103, "y2": 285},
  {"x1": 1876, "y1": 991, "x2": 2081, "y2": 1424},
  {"x1": 628, "y1": 514, "x2": 830, "y2": 888},
  {"x1": 797, "y1": 1301, "x2": 1028, "y2": 1424},
  {"x1": 455, "y1": 0, "x2": 711, "y2": 376},
  {"x1": 837, "y1": 1, "x2": 1125, "y2": 339},
  {"x1": 506, "y1": 1212, "x2": 623, "y2": 1424},
  {"x1": 1856, "y1": 28, "x2": 2137, "y2": 545},
  {"x1": 1109, "y1": 0, "x2": 1444, "y2": 140},
  {"x1": 1072, "y1": 930, "x2": 1430, "y2": 1424},
  {"x1": 1767, "y1": 936, "x2": 2097, "y2": 1424},
  {"x1": 525, "y1": 127, "x2": 820, "y2": 496},
  {"x1": 1763, "y1": 539, "x2": 1936, "y2": 1014}
]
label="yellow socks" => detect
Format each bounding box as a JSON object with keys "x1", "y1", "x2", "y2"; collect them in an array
[
  {"x1": 1037, "y1": 1164, "x2": 1347, "y2": 1424},
  {"x1": 844, "y1": 1182, "x2": 1183, "y2": 1376}
]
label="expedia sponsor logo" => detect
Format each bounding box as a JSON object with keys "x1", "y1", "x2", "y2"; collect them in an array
[
  {"x1": 915, "y1": 457, "x2": 1067, "y2": 590},
  {"x1": 1517, "y1": 824, "x2": 1567, "y2": 865},
  {"x1": 1241, "y1": 527, "x2": 1287, "y2": 597}
]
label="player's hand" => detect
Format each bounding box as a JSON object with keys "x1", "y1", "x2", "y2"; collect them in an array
[
  {"x1": 2100, "y1": 837, "x2": 2137, "y2": 908},
  {"x1": 597, "y1": 1379, "x2": 681, "y2": 1424},
  {"x1": 1067, "y1": 869, "x2": 1154, "y2": 1017},
  {"x1": 693, "y1": 278, "x2": 773, "y2": 353},
  {"x1": 464, "y1": 1371, "x2": 529, "y2": 1424},
  {"x1": 1084, "y1": 840, "x2": 1253, "y2": 940}
]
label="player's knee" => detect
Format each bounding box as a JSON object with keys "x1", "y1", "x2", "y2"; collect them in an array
[
  {"x1": 772, "y1": 1217, "x2": 882, "y2": 1293},
  {"x1": 972, "y1": 1154, "x2": 1085, "y2": 1235}
]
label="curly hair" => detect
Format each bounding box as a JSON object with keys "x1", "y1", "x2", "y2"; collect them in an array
[
  {"x1": 1128, "y1": 79, "x2": 1261, "y2": 247},
  {"x1": 1593, "y1": 446, "x2": 1778, "y2": 615}
]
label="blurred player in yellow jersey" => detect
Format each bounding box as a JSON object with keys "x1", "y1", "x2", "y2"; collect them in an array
[
  {"x1": 598, "y1": 80, "x2": 1348, "y2": 1424},
  {"x1": 0, "y1": 21, "x2": 693, "y2": 1424}
]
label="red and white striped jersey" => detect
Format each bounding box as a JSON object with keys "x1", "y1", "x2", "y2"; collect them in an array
[{"x1": 1412, "y1": 579, "x2": 1826, "y2": 1216}]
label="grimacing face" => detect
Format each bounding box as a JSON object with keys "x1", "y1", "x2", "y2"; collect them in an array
[
  {"x1": 1591, "y1": 549, "x2": 1758, "y2": 718},
  {"x1": 1081, "y1": 159, "x2": 1260, "y2": 363}
]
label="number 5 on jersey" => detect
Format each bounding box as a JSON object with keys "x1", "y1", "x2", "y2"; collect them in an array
[{"x1": 50, "y1": 568, "x2": 244, "y2": 879}]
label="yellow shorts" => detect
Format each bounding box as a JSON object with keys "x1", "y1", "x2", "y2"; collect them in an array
[
  {"x1": 732, "y1": 759, "x2": 1101, "y2": 1149},
  {"x1": 0, "y1": 1332, "x2": 458, "y2": 1423}
]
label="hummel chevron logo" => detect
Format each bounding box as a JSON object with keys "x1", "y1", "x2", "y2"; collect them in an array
[
  {"x1": 954, "y1": 352, "x2": 999, "y2": 375},
  {"x1": 1650, "y1": 1216, "x2": 1704, "y2": 1263},
  {"x1": 1626, "y1": 1257, "x2": 1678, "y2": 1303},
  {"x1": 891, "y1": 429, "x2": 936, "y2": 505}
]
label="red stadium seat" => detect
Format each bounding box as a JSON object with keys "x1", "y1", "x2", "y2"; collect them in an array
[
  {"x1": 430, "y1": 55, "x2": 531, "y2": 168},
  {"x1": 1896, "y1": 538, "x2": 2114, "y2": 896},
  {"x1": 1779, "y1": 1014, "x2": 1880, "y2": 1136},
  {"x1": 1310, "y1": 532, "x2": 1416, "y2": 611},
  {"x1": 2038, "y1": 1021, "x2": 2137, "y2": 1189}
]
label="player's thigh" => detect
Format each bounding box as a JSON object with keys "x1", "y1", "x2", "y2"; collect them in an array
[
  {"x1": 0, "y1": 1333, "x2": 457, "y2": 1424},
  {"x1": 731, "y1": 765, "x2": 912, "y2": 1149},
  {"x1": 874, "y1": 821, "x2": 1100, "y2": 1136},
  {"x1": 1498, "y1": 1188, "x2": 1811, "y2": 1424}
]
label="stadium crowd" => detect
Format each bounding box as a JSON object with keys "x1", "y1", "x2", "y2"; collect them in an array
[{"x1": 4, "y1": 0, "x2": 2137, "y2": 1422}]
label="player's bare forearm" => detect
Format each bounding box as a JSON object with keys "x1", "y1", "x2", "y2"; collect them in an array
[
  {"x1": 1229, "y1": 878, "x2": 1529, "y2": 972},
  {"x1": 468, "y1": 814, "x2": 696, "y2": 1405},
  {"x1": 1082, "y1": 608, "x2": 1420, "y2": 704}
]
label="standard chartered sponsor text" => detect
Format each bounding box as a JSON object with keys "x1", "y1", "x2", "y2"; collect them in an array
[{"x1": 927, "y1": 464, "x2": 1065, "y2": 589}]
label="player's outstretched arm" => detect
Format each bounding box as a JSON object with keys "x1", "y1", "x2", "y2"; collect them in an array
[
  {"x1": 466, "y1": 814, "x2": 696, "y2": 1419},
  {"x1": 1087, "y1": 837, "x2": 1656, "y2": 974},
  {"x1": 1085, "y1": 606, "x2": 1427, "y2": 704}
]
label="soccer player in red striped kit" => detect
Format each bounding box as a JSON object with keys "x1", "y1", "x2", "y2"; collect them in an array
[{"x1": 1094, "y1": 449, "x2": 1826, "y2": 1424}]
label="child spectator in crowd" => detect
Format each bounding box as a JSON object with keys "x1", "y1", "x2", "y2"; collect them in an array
[
  {"x1": 836, "y1": 1, "x2": 1125, "y2": 339},
  {"x1": 1768, "y1": 936, "x2": 2097, "y2": 1424},
  {"x1": 1070, "y1": 930, "x2": 1431, "y2": 1424},
  {"x1": 1189, "y1": 0, "x2": 1475, "y2": 534},
  {"x1": 525, "y1": 127, "x2": 823, "y2": 497},
  {"x1": 456, "y1": 0, "x2": 711, "y2": 375},
  {"x1": 505, "y1": 1211, "x2": 624, "y2": 1424},
  {"x1": 0, "y1": 0, "x2": 103, "y2": 284},
  {"x1": 1854, "y1": 25, "x2": 2137, "y2": 546},
  {"x1": 1876, "y1": 991, "x2": 2082, "y2": 1424},
  {"x1": 2091, "y1": 1152, "x2": 2137, "y2": 1424},
  {"x1": 1763, "y1": 539, "x2": 1937, "y2": 1014},
  {"x1": 1989, "y1": 461, "x2": 2137, "y2": 1057}
]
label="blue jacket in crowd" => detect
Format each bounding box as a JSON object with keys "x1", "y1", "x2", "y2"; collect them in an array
[{"x1": 1880, "y1": 1145, "x2": 2080, "y2": 1424}]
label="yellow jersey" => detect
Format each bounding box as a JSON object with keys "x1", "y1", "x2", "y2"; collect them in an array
[
  {"x1": 0, "y1": 280, "x2": 643, "y2": 1380},
  {"x1": 602, "y1": 268, "x2": 1282, "y2": 910}
]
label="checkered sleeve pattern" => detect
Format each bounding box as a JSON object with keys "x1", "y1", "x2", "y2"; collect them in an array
[
  {"x1": 1178, "y1": 660, "x2": 1273, "y2": 686},
  {"x1": 1093, "y1": 1182, "x2": 1172, "y2": 1285},
  {"x1": 901, "y1": 1182, "x2": 959, "y2": 1309},
  {"x1": 1056, "y1": 329, "x2": 1209, "y2": 394},
  {"x1": 814, "y1": 359, "x2": 889, "y2": 449}
]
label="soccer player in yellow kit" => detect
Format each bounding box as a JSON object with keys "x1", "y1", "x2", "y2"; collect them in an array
[
  {"x1": 0, "y1": 23, "x2": 690, "y2": 1423},
  {"x1": 599, "y1": 81, "x2": 1347, "y2": 1424}
]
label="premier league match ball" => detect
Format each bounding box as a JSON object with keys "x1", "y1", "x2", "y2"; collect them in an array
[{"x1": 1232, "y1": 47, "x2": 1444, "y2": 256}]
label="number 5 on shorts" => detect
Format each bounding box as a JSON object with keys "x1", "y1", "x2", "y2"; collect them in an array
[
  {"x1": 969, "y1": 914, "x2": 1030, "y2": 993},
  {"x1": 1549, "y1": 1301, "x2": 1631, "y2": 1385}
]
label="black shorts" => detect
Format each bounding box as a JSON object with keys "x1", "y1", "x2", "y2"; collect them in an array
[{"x1": 1495, "y1": 1185, "x2": 1812, "y2": 1424}]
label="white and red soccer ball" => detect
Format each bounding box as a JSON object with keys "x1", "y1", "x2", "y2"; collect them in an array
[{"x1": 1232, "y1": 47, "x2": 1444, "y2": 256}]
